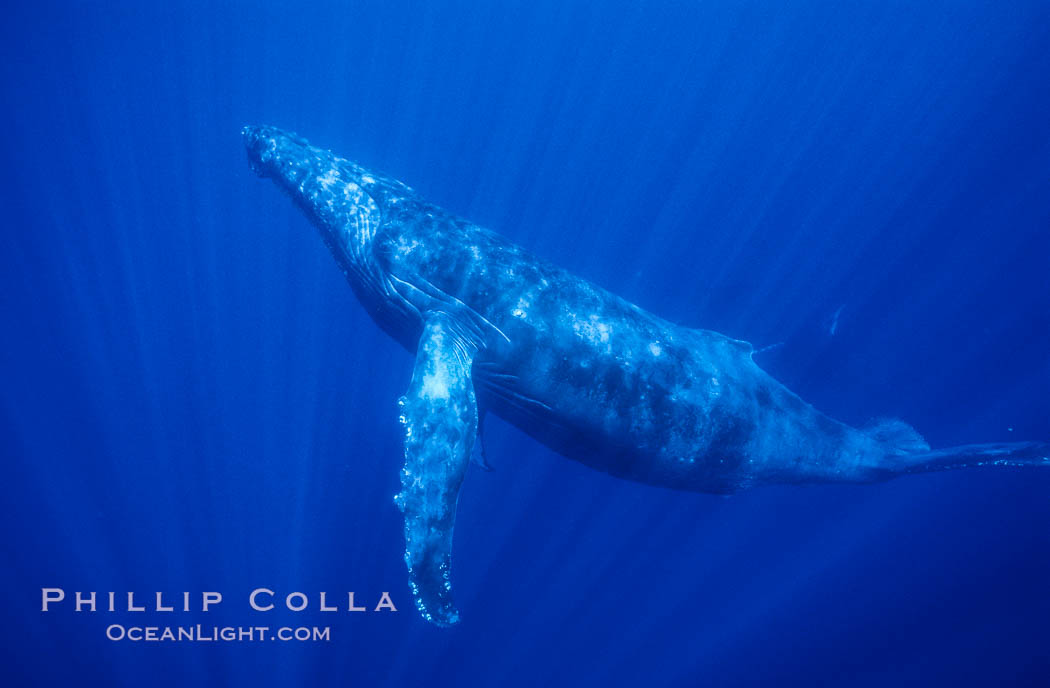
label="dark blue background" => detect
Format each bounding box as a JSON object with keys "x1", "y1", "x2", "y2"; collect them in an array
[{"x1": 2, "y1": 1, "x2": 1048, "y2": 685}]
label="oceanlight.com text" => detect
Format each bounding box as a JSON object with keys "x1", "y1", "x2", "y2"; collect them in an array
[{"x1": 105, "y1": 624, "x2": 331, "y2": 642}]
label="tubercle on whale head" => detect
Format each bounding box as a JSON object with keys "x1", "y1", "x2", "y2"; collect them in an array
[
  {"x1": 241, "y1": 125, "x2": 408, "y2": 205},
  {"x1": 242, "y1": 125, "x2": 312, "y2": 181},
  {"x1": 242, "y1": 124, "x2": 386, "y2": 271}
]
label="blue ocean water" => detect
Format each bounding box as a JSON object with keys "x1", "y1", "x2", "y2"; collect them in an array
[{"x1": 2, "y1": 1, "x2": 1048, "y2": 685}]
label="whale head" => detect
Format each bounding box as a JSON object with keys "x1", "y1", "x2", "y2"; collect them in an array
[{"x1": 242, "y1": 125, "x2": 390, "y2": 272}]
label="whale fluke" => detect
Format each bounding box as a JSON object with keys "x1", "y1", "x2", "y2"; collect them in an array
[
  {"x1": 887, "y1": 441, "x2": 1050, "y2": 475},
  {"x1": 863, "y1": 417, "x2": 930, "y2": 454}
]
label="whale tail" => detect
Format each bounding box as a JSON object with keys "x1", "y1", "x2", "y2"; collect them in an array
[
  {"x1": 886, "y1": 440, "x2": 1050, "y2": 475},
  {"x1": 861, "y1": 418, "x2": 1050, "y2": 476},
  {"x1": 864, "y1": 418, "x2": 930, "y2": 455}
]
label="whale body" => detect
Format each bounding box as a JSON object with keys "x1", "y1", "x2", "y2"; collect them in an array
[{"x1": 243, "y1": 125, "x2": 1048, "y2": 626}]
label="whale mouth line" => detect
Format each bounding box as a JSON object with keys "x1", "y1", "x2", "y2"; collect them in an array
[
  {"x1": 242, "y1": 125, "x2": 274, "y2": 178},
  {"x1": 246, "y1": 154, "x2": 267, "y2": 178}
]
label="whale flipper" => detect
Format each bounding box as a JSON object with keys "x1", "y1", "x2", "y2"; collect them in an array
[{"x1": 394, "y1": 312, "x2": 479, "y2": 626}]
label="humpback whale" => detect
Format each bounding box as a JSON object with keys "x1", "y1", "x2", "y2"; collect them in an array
[{"x1": 242, "y1": 125, "x2": 1049, "y2": 626}]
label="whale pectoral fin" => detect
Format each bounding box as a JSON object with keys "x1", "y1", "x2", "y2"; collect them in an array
[{"x1": 394, "y1": 312, "x2": 478, "y2": 626}]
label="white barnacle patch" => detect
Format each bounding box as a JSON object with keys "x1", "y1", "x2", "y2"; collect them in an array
[
  {"x1": 512, "y1": 296, "x2": 531, "y2": 319},
  {"x1": 396, "y1": 236, "x2": 421, "y2": 257},
  {"x1": 343, "y1": 181, "x2": 361, "y2": 199},
  {"x1": 319, "y1": 167, "x2": 340, "y2": 190},
  {"x1": 648, "y1": 341, "x2": 663, "y2": 357},
  {"x1": 420, "y1": 368, "x2": 452, "y2": 400},
  {"x1": 708, "y1": 376, "x2": 721, "y2": 399},
  {"x1": 571, "y1": 314, "x2": 613, "y2": 352},
  {"x1": 360, "y1": 174, "x2": 375, "y2": 184}
]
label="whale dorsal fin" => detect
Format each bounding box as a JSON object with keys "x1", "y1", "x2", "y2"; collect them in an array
[
  {"x1": 692, "y1": 328, "x2": 754, "y2": 357},
  {"x1": 727, "y1": 336, "x2": 754, "y2": 355},
  {"x1": 393, "y1": 311, "x2": 478, "y2": 626}
]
